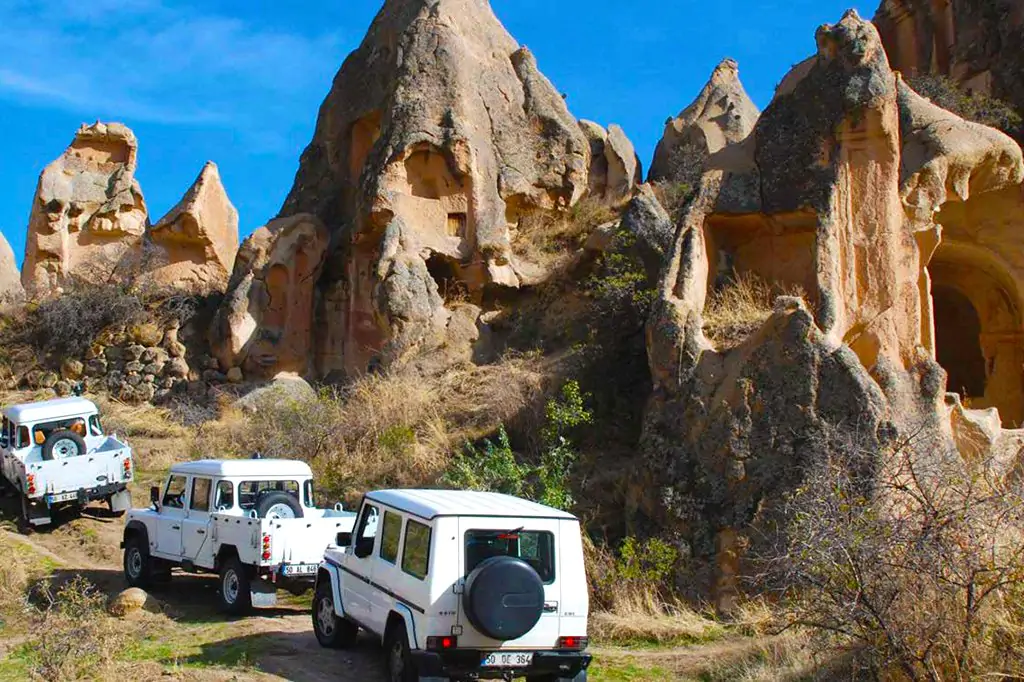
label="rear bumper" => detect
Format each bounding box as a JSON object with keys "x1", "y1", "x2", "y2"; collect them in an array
[
  {"x1": 411, "y1": 649, "x2": 591, "y2": 679},
  {"x1": 39, "y1": 481, "x2": 128, "y2": 506}
]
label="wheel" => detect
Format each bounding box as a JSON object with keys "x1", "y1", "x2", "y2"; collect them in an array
[
  {"x1": 463, "y1": 556, "x2": 544, "y2": 641},
  {"x1": 255, "y1": 491, "x2": 304, "y2": 519},
  {"x1": 526, "y1": 673, "x2": 588, "y2": 682},
  {"x1": 41, "y1": 430, "x2": 86, "y2": 461},
  {"x1": 219, "y1": 555, "x2": 253, "y2": 615},
  {"x1": 312, "y1": 579, "x2": 359, "y2": 648},
  {"x1": 123, "y1": 535, "x2": 154, "y2": 588},
  {"x1": 385, "y1": 622, "x2": 416, "y2": 682}
]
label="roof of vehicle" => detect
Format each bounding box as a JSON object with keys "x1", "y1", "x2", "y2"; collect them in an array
[
  {"x1": 2, "y1": 397, "x2": 99, "y2": 424},
  {"x1": 170, "y1": 458, "x2": 314, "y2": 478},
  {"x1": 366, "y1": 489, "x2": 578, "y2": 521}
]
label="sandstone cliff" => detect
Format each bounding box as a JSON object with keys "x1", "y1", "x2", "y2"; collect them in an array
[
  {"x1": 0, "y1": 231, "x2": 22, "y2": 299},
  {"x1": 641, "y1": 9, "x2": 1024, "y2": 610},
  {"x1": 874, "y1": 0, "x2": 1024, "y2": 136},
  {"x1": 214, "y1": 0, "x2": 634, "y2": 379},
  {"x1": 22, "y1": 122, "x2": 148, "y2": 293}
]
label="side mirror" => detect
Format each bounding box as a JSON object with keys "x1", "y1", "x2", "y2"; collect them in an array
[
  {"x1": 150, "y1": 486, "x2": 160, "y2": 505},
  {"x1": 354, "y1": 536, "x2": 374, "y2": 559},
  {"x1": 336, "y1": 531, "x2": 352, "y2": 547}
]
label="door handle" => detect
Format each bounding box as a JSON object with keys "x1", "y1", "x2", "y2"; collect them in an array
[
  {"x1": 197, "y1": 529, "x2": 206, "y2": 535},
  {"x1": 171, "y1": 525, "x2": 180, "y2": 530}
]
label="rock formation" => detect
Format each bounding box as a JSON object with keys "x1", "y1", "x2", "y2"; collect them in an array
[
  {"x1": 211, "y1": 214, "x2": 329, "y2": 378},
  {"x1": 234, "y1": 0, "x2": 632, "y2": 378},
  {"x1": 641, "y1": 9, "x2": 1024, "y2": 610},
  {"x1": 580, "y1": 121, "x2": 641, "y2": 205},
  {"x1": 0, "y1": 231, "x2": 22, "y2": 299},
  {"x1": 22, "y1": 122, "x2": 148, "y2": 293},
  {"x1": 146, "y1": 162, "x2": 240, "y2": 293},
  {"x1": 648, "y1": 59, "x2": 761, "y2": 186},
  {"x1": 874, "y1": 0, "x2": 1024, "y2": 134}
]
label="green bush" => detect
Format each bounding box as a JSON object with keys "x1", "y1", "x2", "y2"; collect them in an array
[{"x1": 443, "y1": 426, "x2": 531, "y2": 497}]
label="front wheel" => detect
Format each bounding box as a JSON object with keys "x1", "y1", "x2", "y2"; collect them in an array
[
  {"x1": 385, "y1": 622, "x2": 416, "y2": 682},
  {"x1": 312, "y1": 579, "x2": 359, "y2": 649},
  {"x1": 123, "y1": 535, "x2": 153, "y2": 588},
  {"x1": 219, "y1": 556, "x2": 253, "y2": 616}
]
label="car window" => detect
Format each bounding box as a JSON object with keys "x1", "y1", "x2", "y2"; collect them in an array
[
  {"x1": 17, "y1": 426, "x2": 29, "y2": 448},
  {"x1": 402, "y1": 520, "x2": 431, "y2": 580},
  {"x1": 380, "y1": 511, "x2": 402, "y2": 564},
  {"x1": 215, "y1": 481, "x2": 234, "y2": 510},
  {"x1": 88, "y1": 416, "x2": 102, "y2": 436},
  {"x1": 33, "y1": 417, "x2": 88, "y2": 444},
  {"x1": 238, "y1": 480, "x2": 299, "y2": 512},
  {"x1": 465, "y1": 530, "x2": 556, "y2": 584},
  {"x1": 303, "y1": 480, "x2": 316, "y2": 508},
  {"x1": 163, "y1": 475, "x2": 188, "y2": 509},
  {"x1": 190, "y1": 477, "x2": 212, "y2": 513},
  {"x1": 355, "y1": 504, "x2": 380, "y2": 541}
]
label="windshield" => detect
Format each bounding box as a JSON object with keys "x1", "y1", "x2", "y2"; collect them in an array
[{"x1": 465, "y1": 529, "x2": 556, "y2": 584}]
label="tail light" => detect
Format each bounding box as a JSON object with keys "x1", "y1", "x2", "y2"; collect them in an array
[
  {"x1": 557, "y1": 636, "x2": 588, "y2": 650},
  {"x1": 426, "y1": 636, "x2": 457, "y2": 651},
  {"x1": 261, "y1": 533, "x2": 272, "y2": 561},
  {"x1": 122, "y1": 458, "x2": 132, "y2": 479},
  {"x1": 26, "y1": 474, "x2": 36, "y2": 495}
]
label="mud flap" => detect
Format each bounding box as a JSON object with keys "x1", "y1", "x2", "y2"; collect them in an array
[
  {"x1": 22, "y1": 495, "x2": 52, "y2": 527},
  {"x1": 251, "y1": 579, "x2": 278, "y2": 608},
  {"x1": 108, "y1": 489, "x2": 132, "y2": 512}
]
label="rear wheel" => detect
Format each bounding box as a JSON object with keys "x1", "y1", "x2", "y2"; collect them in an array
[
  {"x1": 385, "y1": 622, "x2": 416, "y2": 682},
  {"x1": 219, "y1": 555, "x2": 253, "y2": 616},
  {"x1": 312, "y1": 579, "x2": 359, "y2": 648},
  {"x1": 527, "y1": 673, "x2": 588, "y2": 682}
]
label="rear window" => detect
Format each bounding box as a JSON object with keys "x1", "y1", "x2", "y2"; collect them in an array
[
  {"x1": 465, "y1": 529, "x2": 556, "y2": 584},
  {"x1": 238, "y1": 480, "x2": 299, "y2": 512},
  {"x1": 380, "y1": 511, "x2": 402, "y2": 564}
]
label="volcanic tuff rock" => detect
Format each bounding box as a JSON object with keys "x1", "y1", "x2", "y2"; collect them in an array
[
  {"x1": 648, "y1": 59, "x2": 761, "y2": 187},
  {"x1": 251, "y1": 0, "x2": 632, "y2": 378},
  {"x1": 0, "y1": 231, "x2": 22, "y2": 298},
  {"x1": 580, "y1": 120, "x2": 641, "y2": 205},
  {"x1": 874, "y1": 0, "x2": 1024, "y2": 137},
  {"x1": 22, "y1": 122, "x2": 148, "y2": 293},
  {"x1": 640, "y1": 9, "x2": 1024, "y2": 611},
  {"x1": 211, "y1": 214, "x2": 329, "y2": 378},
  {"x1": 146, "y1": 162, "x2": 240, "y2": 293}
]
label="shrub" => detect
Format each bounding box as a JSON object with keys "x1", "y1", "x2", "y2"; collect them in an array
[
  {"x1": 756, "y1": 427, "x2": 1024, "y2": 680},
  {"x1": 511, "y1": 197, "x2": 618, "y2": 267},
  {"x1": 908, "y1": 74, "x2": 1022, "y2": 137},
  {"x1": 443, "y1": 426, "x2": 531, "y2": 497}
]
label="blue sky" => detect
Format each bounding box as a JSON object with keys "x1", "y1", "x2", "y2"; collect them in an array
[{"x1": 0, "y1": 0, "x2": 866, "y2": 266}]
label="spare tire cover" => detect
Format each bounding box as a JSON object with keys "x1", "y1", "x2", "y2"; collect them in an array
[{"x1": 463, "y1": 556, "x2": 544, "y2": 641}]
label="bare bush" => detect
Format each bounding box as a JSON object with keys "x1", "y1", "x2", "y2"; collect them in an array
[
  {"x1": 909, "y1": 74, "x2": 1022, "y2": 138},
  {"x1": 756, "y1": 427, "x2": 1024, "y2": 680},
  {"x1": 511, "y1": 198, "x2": 618, "y2": 268}
]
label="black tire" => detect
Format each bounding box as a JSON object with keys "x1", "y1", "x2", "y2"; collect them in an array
[
  {"x1": 384, "y1": 622, "x2": 416, "y2": 682},
  {"x1": 527, "y1": 673, "x2": 588, "y2": 682},
  {"x1": 255, "y1": 491, "x2": 303, "y2": 519},
  {"x1": 124, "y1": 535, "x2": 154, "y2": 588},
  {"x1": 312, "y1": 579, "x2": 359, "y2": 649},
  {"x1": 463, "y1": 556, "x2": 544, "y2": 641},
  {"x1": 219, "y1": 555, "x2": 253, "y2": 615},
  {"x1": 41, "y1": 430, "x2": 86, "y2": 461}
]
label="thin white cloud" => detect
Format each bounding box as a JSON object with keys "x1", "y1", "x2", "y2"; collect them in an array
[{"x1": 0, "y1": 1, "x2": 344, "y2": 132}]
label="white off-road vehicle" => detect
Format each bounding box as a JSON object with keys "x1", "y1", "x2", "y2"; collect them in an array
[
  {"x1": 313, "y1": 490, "x2": 591, "y2": 682},
  {"x1": 122, "y1": 458, "x2": 357, "y2": 614},
  {"x1": 1, "y1": 396, "x2": 134, "y2": 528}
]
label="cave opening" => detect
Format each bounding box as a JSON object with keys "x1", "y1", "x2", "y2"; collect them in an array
[{"x1": 933, "y1": 284, "x2": 987, "y2": 400}]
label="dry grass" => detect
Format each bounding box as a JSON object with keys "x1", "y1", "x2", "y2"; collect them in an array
[
  {"x1": 591, "y1": 590, "x2": 724, "y2": 645},
  {"x1": 703, "y1": 273, "x2": 806, "y2": 348},
  {"x1": 512, "y1": 198, "x2": 619, "y2": 269}
]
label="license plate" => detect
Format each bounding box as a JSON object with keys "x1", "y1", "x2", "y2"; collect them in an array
[
  {"x1": 282, "y1": 564, "x2": 318, "y2": 575},
  {"x1": 46, "y1": 492, "x2": 78, "y2": 503},
  {"x1": 481, "y1": 652, "x2": 534, "y2": 668}
]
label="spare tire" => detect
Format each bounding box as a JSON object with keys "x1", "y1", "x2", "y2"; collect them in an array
[
  {"x1": 463, "y1": 556, "x2": 544, "y2": 641},
  {"x1": 42, "y1": 430, "x2": 86, "y2": 461},
  {"x1": 255, "y1": 491, "x2": 304, "y2": 519}
]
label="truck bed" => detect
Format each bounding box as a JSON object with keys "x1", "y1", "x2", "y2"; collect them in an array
[{"x1": 210, "y1": 508, "x2": 358, "y2": 571}]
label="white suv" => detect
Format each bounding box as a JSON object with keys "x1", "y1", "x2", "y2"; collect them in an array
[{"x1": 313, "y1": 489, "x2": 591, "y2": 681}]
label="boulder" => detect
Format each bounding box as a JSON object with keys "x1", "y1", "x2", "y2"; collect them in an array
[
  {"x1": 619, "y1": 184, "x2": 675, "y2": 279},
  {"x1": 210, "y1": 214, "x2": 329, "y2": 378},
  {"x1": 129, "y1": 323, "x2": 164, "y2": 347},
  {"x1": 0, "y1": 231, "x2": 22, "y2": 299},
  {"x1": 270, "y1": 0, "x2": 603, "y2": 377},
  {"x1": 22, "y1": 122, "x2": 148, "y2": 294},
  {"x1": 146, "y1": 162, "x2": 240, "y2": 294},
  {"x1": 236, "y1": 373, "x2": 317, "y2": 413},
  {"x1": 648, "y1": 58, "x2": 760, "y2": 187},
  {"x1": 164, "y1": 357, "x2": 189, "y2": 379},
  {"x1": 60, "y1": 358, "x2": 84, "y2": 381},
  {"x1": 226, "y1": 367, "x2": 243, "y2": 384},
  {"x1": 108, "y1": 588, "x2": 162, "y2": 617}
]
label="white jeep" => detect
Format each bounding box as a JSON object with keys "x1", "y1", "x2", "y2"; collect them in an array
[
  {"x1": 122, "y1": 458, "x2": 357, "y2": 614},
  {"x1": 313, "y1": 490, "x2": 591, "y2": 682},
  {"x1": 0, "y1": 396, "x2": 134, "y2": 528}
]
